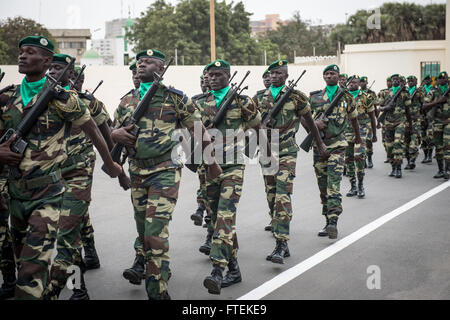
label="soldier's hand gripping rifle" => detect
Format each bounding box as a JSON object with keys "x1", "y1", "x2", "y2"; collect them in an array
[
  {"x1": 428, "y1": 86, "x2": 450, "y2": 121},
  {"x1": 102, "y1": 57, "x2": 174, "y2": 174},
  {"x1": 377, "y1": 84, "x2": 406, "y2": 124},
  {"x1": 0, "y1": 57, "x2": 76, "y2": 178},
  {"x1": 299, "y1": 76, "x2": 355, "y2": 152}
]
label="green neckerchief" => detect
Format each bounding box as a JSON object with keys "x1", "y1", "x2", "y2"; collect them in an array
[
  {"x1": 392, "y1": 86, "x2": 401, "y2": 95},
  {"x1": 349, "y1": 89, "x2": 360, "y2": 99},
  {"x1": 211, "y1": 86, "x2": 231, "y2": 108},
  {"x1": 439, "y1": 84, "x2": 449, "y2": 95},
  {"x1": 20, "y1": 76, "x2": 47, "y2": 106},
  {"x1": 424, "y1": 84, "x2": 432, "y2": 94},
  {"x1": 408, "y1": 86, "x2": 416, "y2": 96},
  {"x1": 326, "y1": 85, "x2": 339, "y2": 102},
  {"x1": 270, "y1": 84, "x2": 285, "y2": 102},
  {"x1": 63, "y1": 85, "x2": 70, "y2": 91},
  {"x1": 139, "y1": 82, "x2": 153, "y2": 101}
]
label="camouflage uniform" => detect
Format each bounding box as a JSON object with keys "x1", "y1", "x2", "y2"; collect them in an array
[
  {"x1": 0, "y1": 83, "x2": 90, "y2": 300},
  {"x1": 309, "y1": 88, "x2": 357, "y2": 220},
  {"x1": 0, "y1": 173, "x2": 15, "y2": 286},
  {"x1": 377, "y1": 88, "x2": 411, "y2": 166},
  {"x1": 196, "y1": 91, "x2": 261, "y2": 269},
  {"x1": 363, "y1": 89, "x2": 377, "y2": 160},
  {"x1": 377, "y1": 88, "x2": 391, "y2": 156},
  {"x1": 254, "y1": 87, "x2": 311, "y2": 241},
  {"x1": 345, "y1": 91, "x2": 373, "y2": 182},
  {"x1": 45, "y1": 96, "x2": 110, "y2": 298},
  {"x1": 405, "y1": 87, "x2": 426, "y2": 162},
  {"x1": 420, "y1": 86, "x2": 435, "y2": 157},
  {"x1": 114, "y1": 85, "x2": 200, "y2": 300}
]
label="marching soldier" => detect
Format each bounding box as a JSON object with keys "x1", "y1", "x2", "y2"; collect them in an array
[
  {"x1": 0, "y1": 36, "x2": 121, "y2": 300},
  {"x1": 420, "y1": 75, "x2": 434, "y2": 163},
  {"x1": 256, "y1": 60, "x2": 326, "y2": 263},
  {"x1": 377, "y1": 77, "x2": 393, "y2": 163},
  {"x1": 309, "y1": 65, "x2": 361, "y2": 239},
  {"x1": 360, "y1": 76, "x2": 377, "y2": 168}
]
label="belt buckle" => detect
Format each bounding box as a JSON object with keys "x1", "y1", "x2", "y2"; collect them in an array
[{"x1": 50, "y1": 171, "x2": 59, "y2": 183}]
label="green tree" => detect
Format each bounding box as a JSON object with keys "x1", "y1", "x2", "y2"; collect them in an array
[{"x1": 0, "y1": 17, "x2": 57, "y2": 64}]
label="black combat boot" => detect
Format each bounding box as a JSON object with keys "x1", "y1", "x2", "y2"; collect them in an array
[
  {"x1": 405, "y1": 157, "x2": 412, "y2": 170},
  {"x1": 83, "y1": 243, "x2": 100, "y2": 270},
  {"x1": 123, "y1": 255, "x2": 145, "y2": 285},
  {"x1": 421, "y1": 150, "x2": 428, "y2": 163},
  {"x1": 267, "y1": 241, "x2": 290, "y2": 264},
  {"x1": 199, "y1": 228, "x2": 213, "y2": 255},
  {"x1": 69, "y1": 272, "x2": 90, "y2": 300},
  {"x1": 190, "y1": 204, "x2": 205, "y2": 226},
  {"x1": 367, "y1": 154, "x2": 374, "y2": 168},
  {"x1": 424, "y1": 149, "x2": 433, "y2": 163},
  {"x1": 409, "y1": 158, "x2": 416, "y2": 170},
  {"x1": 203, "y1": 265, "x2": 224, "y2": 295},
  {"x1": 221, "y1": 259, "x2": 242, "y2": 288},
  {"x1": 444, "y1": 162, "x2": 450, "y2": 180},
  {"x1": 264, "y1": 224, "x2": 273, "y2": 232},
  {"x1": 433, "y1": 159, "x2": 445, "y2": 179},
  {"x1": 389, "y1": 164, "x2": 396, "y2": 177},
  {"x1": 0, "y1": 272, "x2": 16, "y2": 300},
  {"x1": 357, "y1": 178, "x2": 365, "y2": 198},
  {"x1": 343, "y1": 165, "x2": 347, "y2": 177},
  {"x1": 317, "y1": 215, "x2": 329, "y2": 237},
  {"x1": 395, "y1": 164, "x2": 402, "y2": 178},
  {"x1": 346, "y1": 178, "x2": 357, "y2": 197},
  {"x1": 326, "y1": 216, "x2": 339, "y2": 239}
]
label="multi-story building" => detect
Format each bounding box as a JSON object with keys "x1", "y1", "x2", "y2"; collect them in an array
[
  {"x1": 48, "y1": 29, "x2": 92, "y2": 64},
  {"x1": 250, "y1": 14, "x2": 284, "y2": 37}
]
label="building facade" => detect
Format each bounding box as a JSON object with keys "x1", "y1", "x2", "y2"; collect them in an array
[{"x1": 48, "y1": 29, "x2": 92, "y2": 64}]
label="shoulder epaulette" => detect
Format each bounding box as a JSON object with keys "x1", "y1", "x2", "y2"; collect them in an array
[
  {"x1": 256, "y1": 89, "x2": 267, "y2": 95},
  {"x1": 167, "y1": 87, "x2": 184, "y2": 97},
  {"x1": 120, "y1": 89, "x2": 135, "y2": 100},
  {"x1": 309, "y1": 90, "x2": 322, "y2": 96},
  {"x1": 192, "y1": 92, "x2": 209, "y2": 101}
]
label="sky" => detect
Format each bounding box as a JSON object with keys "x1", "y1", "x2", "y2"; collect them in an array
[{"x1": 0, "y1": 0, "x2": 445, "y2": 39}]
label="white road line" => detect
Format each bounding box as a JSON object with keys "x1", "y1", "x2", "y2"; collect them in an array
[{"x1": 238, "y1": 180, "x2": 450, "y2": 300}]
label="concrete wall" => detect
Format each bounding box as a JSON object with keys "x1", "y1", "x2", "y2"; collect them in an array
[{"x1": 446, "y1": 0, "x2": 450, "y2": 70}]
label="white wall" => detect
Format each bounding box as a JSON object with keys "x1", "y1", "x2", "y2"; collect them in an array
[{"x1": 446, "y1": 0, "x2": 450, "y2": 70}]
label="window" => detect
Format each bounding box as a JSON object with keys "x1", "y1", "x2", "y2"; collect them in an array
[{"x1": 421, "y1": 62, "x2": 440, "y2": 82}]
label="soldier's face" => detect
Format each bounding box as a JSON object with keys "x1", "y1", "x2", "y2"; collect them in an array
[
  {"x1": 423, "y1": 79, "x2": 431, "y2": 86},
  {"x1": 270, "y1": 68, "x2": 288, "y2": 88},
  {"x1": 339, "y1": 76, "x2": 347, "y2": 87},
  {"x1": 49, "y1": 63, "x2": 72, "y2": 86},
  {"x1": 18, "y1": 46, "x2": 51, "y2": 76},
  {"x1": 132, "y1": 69, "x2": 140, "y2": 89},
  {"x1": 138, "y1": 57, "x2": 164, "y2": 83},
  {"x1": 360, "y1": 80, "x2": 367, "y2": 89},
  {"x1": 208, "y1": 68, "x2": 230, "y2": 91},
  {"x1": 203, "y1": 72, "x2": 211, "y2": 89},
  {"x1": 387, "y1": 80, "x2": 392, "y2": 88},
  {"x1": 323, "y1": 71, "x2": 339, "y2": 86},
  {"x1": 392, "y1": 77, "x2": 400, "y2": 87},
  {"x1": 263, "y1": 74, "x2": 271, "y2": 89},
  {"x1": 407, "y1": 78, "x2": 417, "y2": 87},
  {"x1": 348, "y1": 79, "x2": 359, "y2": 91}
]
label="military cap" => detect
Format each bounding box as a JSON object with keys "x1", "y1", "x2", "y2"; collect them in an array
[
  {"x1": 407, "y1": 75, "x2": 417, "y2": 81},
  {"x1": 360, "y1": 76, "x2": 368, "y2": 82},
  {"x1": 340, "y1": 73, "x2": 348, "y2": 79},
  {"x1": 386, "y1": 76, "x2": 392, "y2": 81},
  {"x1": 268, "y1": 60, "x2": 288, "y2": 71},
  {"x1": 400, "y1": 76, "x2": 406, "y2": 81},
  {"x1": 206, "y1": 59, "x2": 230, "y2": 71},
  {"x1": 74, "y1": 66, "x2": 82, "y2": 74},
  {"x1": 323, "y1": 64, "x2": 340, "y2": 74},
  {"x1": 136, "y1": 49, "x2": 166, "y2": 62},
  {"x1": 52, "y1": 53, "x2": 74, "y2": 65},
  {"x1": 129, "y1": 61, "x2": 137, "y2": 71},
  {"x1": 19, "y1": 35, "x2": 54, "y2": 53},
  {"x1": 423, "y1": 74, "x2": 431, "y2": 81},
  {"x1": 200, "y1": 74, "x2": 204, "y2": 79},
  {"x1": 437, "y1": 71, "x2": 448, "y2": 79},
  {"x1": 349, "y1": 75, "x2": 360, "y2": 80},
  {"x1": 262, "y1": 68, "x2": 270, "y2": 78},
  {"x1": 391, "y1": 74, "x2": 400, "y2": 79}
]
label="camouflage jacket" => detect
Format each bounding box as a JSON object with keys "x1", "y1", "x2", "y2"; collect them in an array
[
  {"x1": 114, "y1": 85, "x2": 201, "y2": 176},
  {"x1": 376, "y1": 87, "x2": 411, "y2": 126},
  {"x1": 0, "y1": 82, "x2": 90, "y2": 199},
  {"x1": 196, "y1": 90, "x2": 261, "y2": 168},
  {"x1": 363, "y1": 89, "x2": 377, "y2": 110},
  {"x1": 424, "y1": 86, "x2": 450, "y2": 125},
  {"x1": 345, "y1": 90, "x2": 373, "y2": 140},
  {"x1": 407, "y1": 86, "x2": 426, "y2": 121},
  {"x1": 309, "y1": 87, "x2": 357, "y2": 148},
  {"x1": 255, "y1": 86, "x2": 311, "y2": 156},
  {"x1": 252, "y1": 89, "x2": 267, "y2": 106}
]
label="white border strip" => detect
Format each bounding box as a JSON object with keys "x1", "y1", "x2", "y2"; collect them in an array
[{"x1": 238, "y1": 180, "x2": 450, "y2": 300}]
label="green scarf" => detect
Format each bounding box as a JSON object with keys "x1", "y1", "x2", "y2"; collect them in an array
[
  {"x1": 326, "y1": 85, "x2": 339, "y2": 102},
  {"x1": 270, "y1": 85, "x2": 285, "y2": 102},
  {"x1": 20, "y1": 76, "x2": 47, "y2": 106},
  {"x1": 211, "y1": 86, "x2": 231, "y2": 108},
  {"x1": 392, "y1": 86, "x2": 401, "y2": 95},
  {"x1": 349, "y1": 89, "x2": 360, "y2": 99},
  {"x1": 139, "y1": 82, "x2": 153, "y2": 101},
  {"x1": 439, "y1": 84, "x2": 449, "y2": 95},
  {"x1": 424, "y1": 84, "x2": 432, "y2": 94},
  {"x1": 408, "y1": 86, "x2": 416, "y2": 96}
]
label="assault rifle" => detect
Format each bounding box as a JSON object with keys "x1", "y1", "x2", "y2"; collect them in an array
[
  {"x1": 299, "y1": 76, "x2": 355, "y2": 152},
  {"x1": 0, "y1": 72, "x2": 5, "y2": 83},
  {"x1": 377, "y1": 84, "x2": 406, "y2": 124},
  {"x1": 69, "y1": 64, "x2": 86, "y2": 90}
]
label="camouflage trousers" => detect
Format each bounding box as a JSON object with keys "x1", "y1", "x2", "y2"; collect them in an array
[
  {"x1": 9, "y1": 184, "x2": 63, "y2": 300},
  {"x1": 313, "y1": 146, "x2": 345, "y2": 219},
  {"x1": 366, "y1": 130, "x2": 373, "y2": 157},
  {"x1": 405, "y1": 120, "x2": 421, "y2": 160},
  {"x1": 381, "y1": 126, "x2": 388, "y2": 154},
  {"x1": 385, "y1": 122, "x2": 405, "y2": 165},
  {"x1": 262, "y1": 155, "x2": 296, "y2": 241},
  {"x1": 131, "y1": 168, "x2": 181, "y2": 300},
  {"x1": 206, "y1": 165, "x2": 243, "y2": 269},
  {"x1": 45, "y1": 158, "x2": 94, "y2": 299},
  {"x1": 0, "y1": 179, "x2": 15, "y2": 278},
  {"x1": 196, "y1": 165, "x2": 207, "y2": 208},
  {"x1": 420, "y1": 120, "x2": 433, "y2": 152},
  {"x1": 345, "y1": 124, "x2": 369, "y2": 181},
  {"x1": 433, "y1": 123, "x2": 446, "y2": 161},
  {"x1": 80, "y1": 213, "x2": 95, "y2": 248}
]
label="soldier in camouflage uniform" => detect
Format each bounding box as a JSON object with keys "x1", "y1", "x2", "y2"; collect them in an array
[
  {"x1": 377, "y1": 74, "x2": 412, "y2": 178},
  {"x1": 404, "y1": 75, "x2": 426, "y2": 171},
  {"x1": 309, "y1": 65, "x2": 361, "y2": 240},
  {"x1": 0, "y1": 37, "x2": 121, "y2": 300},
  {"x1": 377, "y1": 77, "x2": 393, "y2": 163},
  {"x1": 420, "y1": 75, "x2": 434, "y2": 163},
  {"x1": 360, "y1": 76, "x2": 377, "y2": 168},
  {"x1": 256, "y1": 60, "x2": 326, "y2": 264},
  {"x1": 422, "y1": 71, "x2": 450, "y2": 179},
  {"x1": 112, "y1": 49, "x2": 219, "y2": 300},
  {"x1": 344, "y1": 76, "x2": 377, "y2": 199},
  {"x1": 196, "y1": 60, "x2": 261, "y2": 295}
]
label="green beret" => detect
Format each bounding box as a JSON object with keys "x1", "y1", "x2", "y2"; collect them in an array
[
  {"x1": 19, "y1": 36, "x2": 54, "y2": 53},
  {"x1": 200, "y1": 74, "x2": 204, "y2": 79},
  {"x1": 400, "y1": 76, "x2": 406, "y2": 81},
  {"x1": 386, "y1": 76, "x2": 392, "y2": 81},
  {"x1": 74, "y1": 66, "x2": 82, "y2": 74},
  {"x1": 206, "y1": 59, "x2": 230, "y2": 71},
  {"x1": 268, "y1": 60, "x2": 288, "y2": 71},
  {"x1": 323, "y1": 64, "x2": 340, "y2": 74},
  {"x1": 407, "y1": 75, "x2": 417, "y2": 81},
  {"x1": 423, "y1": 74, "x2": 432, "y2": 81},
  {"x1": 129, "y1": 61, "x2": 137, "y2": 71},
  {"x1": 340, "y1": 73, "x2": 348, "y2": 79},
  {"x1": 438, "y1": 71, "x2": 448, "y2": 79},
  {"x1": 391, "y1": 74, "x2": 400, "y2": 79},
  {"x1": 349, "y1": 75, "x2": 359, "y2": 80},
  {"x1": 360, "y1": 76, "x2": 368, "y2": 82},
  {"x1": 262, "y1": 69, "x2": 270, "y2": 78},
  {"x1": 136, "y1": 49, "x2": 166, "y2": 62},
  {"x1": 52, "y1": 53, "x2": 74, "y2": 65}
]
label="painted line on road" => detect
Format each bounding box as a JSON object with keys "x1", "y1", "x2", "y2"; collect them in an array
[{"x1": 238, "y1": 180, "x2": 450, "y2": 300}]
